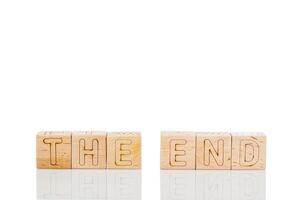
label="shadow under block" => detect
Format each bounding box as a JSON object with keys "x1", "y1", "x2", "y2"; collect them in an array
[
  {"x1": 72, "y1": 132, "x2": 107, "y2": 169},
  {"x1": 196, "y1": 132, "x2": 232, "y2": 170},
  {"x1": 107, "y1": 132, "x2": 141, "y2": 169},
  {"x1": 161, "y1": 132, "x2": 196, "y2": 170},
  {"x1": 36, "y1": 132, "x2": 72, "y2": 169},
  {"x1": 231, "y1": 133, "x2": 266, "y2": 170}
]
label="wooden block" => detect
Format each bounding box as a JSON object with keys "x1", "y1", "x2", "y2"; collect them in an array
[
  {"x1": 161, "y1": 132, "x2": 196, "y2": 170},
  {"x1": 107, "y1": 132, "x2": 141, "y2": 169},
  {"x1": 231, "y1": 133, "x2": 266, "y2": 170},
  {"x1": 36, "y1": 132, "x2": 72, "y2": 169},
  {"x1": 72, "y1": 132, "x2": 107, "y2": 169},
  {"x1": 196, "y1": 132, "x2": 231, "y2": 169}
]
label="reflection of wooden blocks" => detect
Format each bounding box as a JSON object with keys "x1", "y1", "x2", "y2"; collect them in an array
[
  {"x1": 196, "y1": 132, "x2": 231, "y2": 170},
  {"x1": 36, "y1": 132, "x2": 72, "y2": 169},
  {"x1": 161, "y1": 132, "x2": 196, "y2": 170},
  {"x1": 107, "y1": 170, "x2": 142, "y2": 200},
  {"x1": 196, "y1": 170, "x2": 231, "y2": 200},
  {"x1": 107, "y1": 132, "x2": 141, "y2": 169},
  {"x1": 231, "y1": 171, "x2": 266, "y2": 200},
  {"x1": 72, "y1": 170, "x2": 107, "y2": 199},
  {"x1": 37, "y1": 170, "x2": 72, "y2": 199},
  {"x1": 161, "y1": 170, "x2": 196, "y2": 200},
  {"x1": 231, "y1": 133, "x2": 266, "y2": 170},
  {"x1": 72, "y1": 132, "x2": 106, "y2": 169}
]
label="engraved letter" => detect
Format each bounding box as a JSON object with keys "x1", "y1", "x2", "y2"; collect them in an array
[
  {"x1": 204, "y1": 139, "x2": 224, "y2": 166},
  {"x1": 240, "y1": 139, "x2": 259, "y2": 166},
  {"x1": 79, "y1": 139, "x2": 99, "y2": 166},
  {"x1": 170, "y1": 139, "x2": 187, "y2": 167},
  {"x1": 43, "y1": 138, "x2": 63, "y2": 165},
  {"x1": 115, "y1": 139, "x2": 132, "y2": 166}
]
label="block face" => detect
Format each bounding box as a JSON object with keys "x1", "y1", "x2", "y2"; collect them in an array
[
  {"x1": 231, "y1": 133, "x2": 266, "y2": 170},
  {"x1": 72, "y1": 132, "x2": 107, "y2": 169},
  {"x1": 196, "y1": 132, "x2": 232, "y2": 170},
  {"x1": 36, "y1": 132, "x2": 72, "y2": 169},
  {"x1": 107, "y1": 132, "x2": 141, "y2": 169},
  {"x1": 161, "y1": 132, "x2": 196, "y2": 170}
]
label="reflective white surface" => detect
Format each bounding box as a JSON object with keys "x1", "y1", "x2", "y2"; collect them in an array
[
  {"x1": 37, "y1": 170, "x2": 265, "y2": 200},
  {"x1": 161, "y1": 170, "x2": 265, "y2": 200},
  {"x1": 37, "y1": 170, "x2": 141, "y2": 200}
]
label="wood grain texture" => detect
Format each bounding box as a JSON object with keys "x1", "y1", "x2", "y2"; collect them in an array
[
  {"x1": 72, "y1": 132, "x2": 107, "y2": 169},
  {"x1": 107, "y1": 132, "x2": 141, "y2": 169},
  {"x1": 196, "y1": 132, "x2": 231, "y2": 169},
  {"x1": 161, "y1": 132, "x2": 196, "y2": 170},
  {"x1": 231, "y1": 133, "x2": 266, "y2": 170},
  {"x1": 36, "y1": 132, "x2": 72, "y2": 169}
]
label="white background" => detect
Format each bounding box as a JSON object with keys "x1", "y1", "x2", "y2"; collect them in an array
[{"x1": 0, "y1": 0, "x2": 300, "y2": 199}]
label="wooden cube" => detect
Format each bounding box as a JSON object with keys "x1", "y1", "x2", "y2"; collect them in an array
[
  {"x1": 36, "y1": 132, "x2": 72, "y2": 169},
  {"x1": 161, "y1": 132, "x2": 196, "y2": 170},
  {"x1": 196, "y1": 132, "x2": 231, "y2": 169},
  {"x1": 231, "y1": 133, "x2": 266, "y2": 170},
  {"x1": 107, "y1": 132, "x2": 141, "y2": 169},
  {"x1": 72, "y1": 132, "x2": 107, "y2": 169}
]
